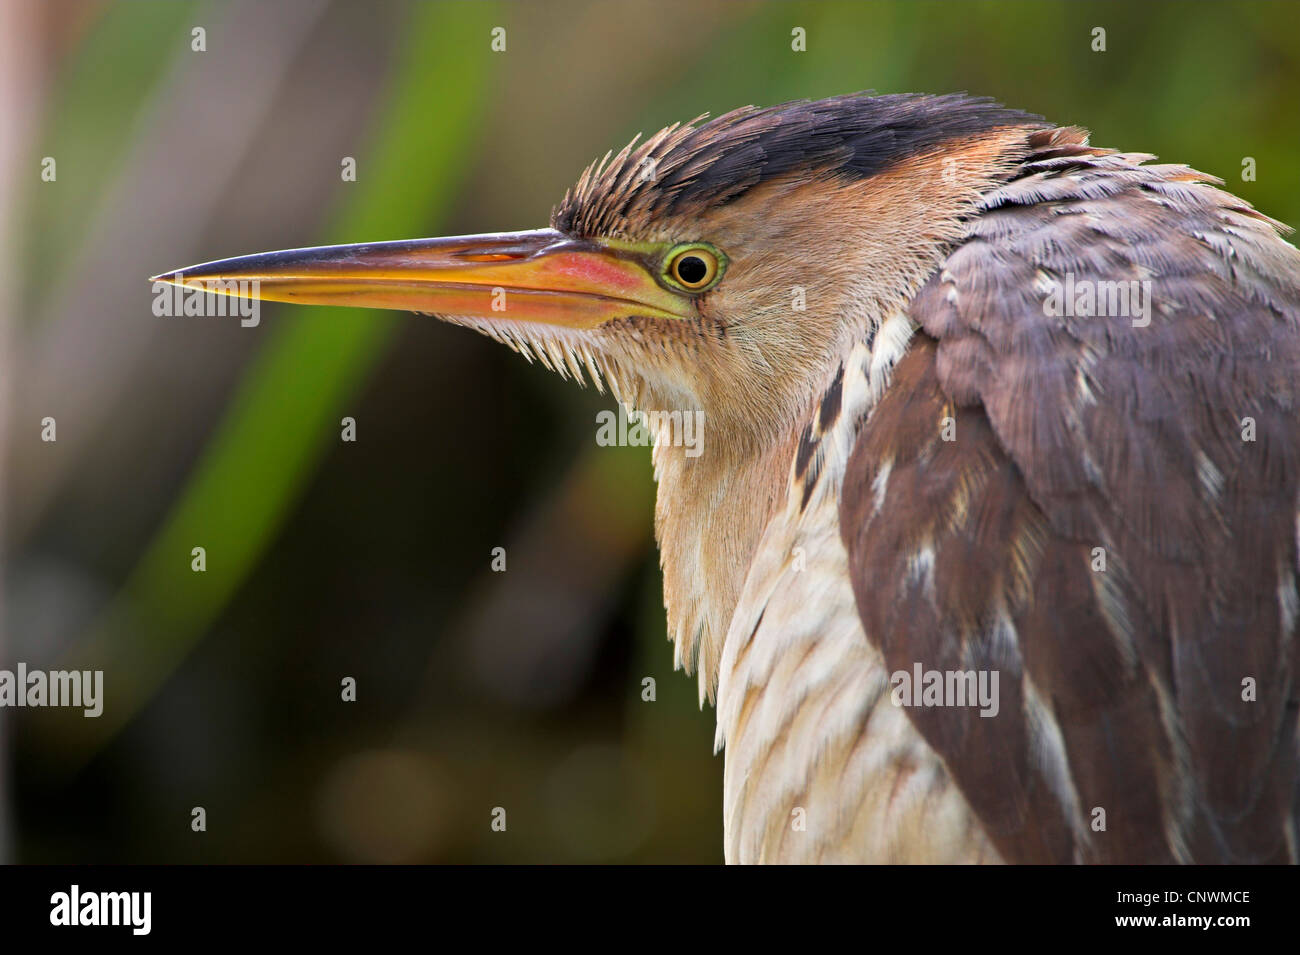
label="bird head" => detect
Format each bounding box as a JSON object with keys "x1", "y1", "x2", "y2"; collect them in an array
[{"x1": 152, "y1": 93, "x2": 1042, "y2": 450}]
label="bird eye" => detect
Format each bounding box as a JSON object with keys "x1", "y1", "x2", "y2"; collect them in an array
[{"x1": 664, "y1": 245, "x2": 722, "y2": 291}]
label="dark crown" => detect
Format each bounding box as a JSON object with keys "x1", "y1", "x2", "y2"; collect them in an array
[{"x1": 552, "y1": 92, "x2": 1044, "y2": 237}]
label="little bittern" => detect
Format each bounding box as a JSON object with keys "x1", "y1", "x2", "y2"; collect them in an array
[{"x1": 154, "y1": 93, "x2": 1300, "y2": 864}]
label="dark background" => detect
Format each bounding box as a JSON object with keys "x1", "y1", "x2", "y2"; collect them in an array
[{"x1": 2, "y1": 0, "x2": 1297, "y2": 863}]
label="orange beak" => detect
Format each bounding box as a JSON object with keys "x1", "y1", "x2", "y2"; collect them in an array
[{"x1": 150, "y1": 229, "x2": 692, "y2": 328}]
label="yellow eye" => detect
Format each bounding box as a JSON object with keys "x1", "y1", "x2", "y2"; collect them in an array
[{"x1": 666, "y1": 246, "x2": 721, "y2": 291}]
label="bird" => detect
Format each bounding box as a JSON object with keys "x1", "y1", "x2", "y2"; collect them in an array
[{"x1": 152, "y1": 91, "x2": 1300, "y2": 864}]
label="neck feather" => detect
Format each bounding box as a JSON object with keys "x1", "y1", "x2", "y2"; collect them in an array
[{"x1": 646, "y1": 125, "x2": 1040, "y2": 702}]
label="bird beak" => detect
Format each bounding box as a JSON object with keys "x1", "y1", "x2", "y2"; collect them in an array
[{"x1": 149, "y1": 228, "x2": 691, "y2": 328}]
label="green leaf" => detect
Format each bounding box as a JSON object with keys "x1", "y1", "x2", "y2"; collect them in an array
[{"x1": 57, "y1": 2, "x2": 500, "y2": 756}]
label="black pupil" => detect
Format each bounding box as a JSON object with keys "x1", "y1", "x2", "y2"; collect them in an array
[{"x1": 676, "y1": 255, "x2": 708, "y2": 285}]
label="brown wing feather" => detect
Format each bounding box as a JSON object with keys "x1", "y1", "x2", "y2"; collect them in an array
[{"x1": 841, "y1": 128, "x2": 1300, "y2": 863}]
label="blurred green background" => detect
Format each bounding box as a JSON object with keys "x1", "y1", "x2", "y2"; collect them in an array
[{"x1": 1, "y1": 0, "x2": 1297, "y2": 863}]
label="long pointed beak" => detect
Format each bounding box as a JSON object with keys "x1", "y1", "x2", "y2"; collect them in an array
[{"x1": 150, "y1": 228, "x2": 691, "y2": 328}]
